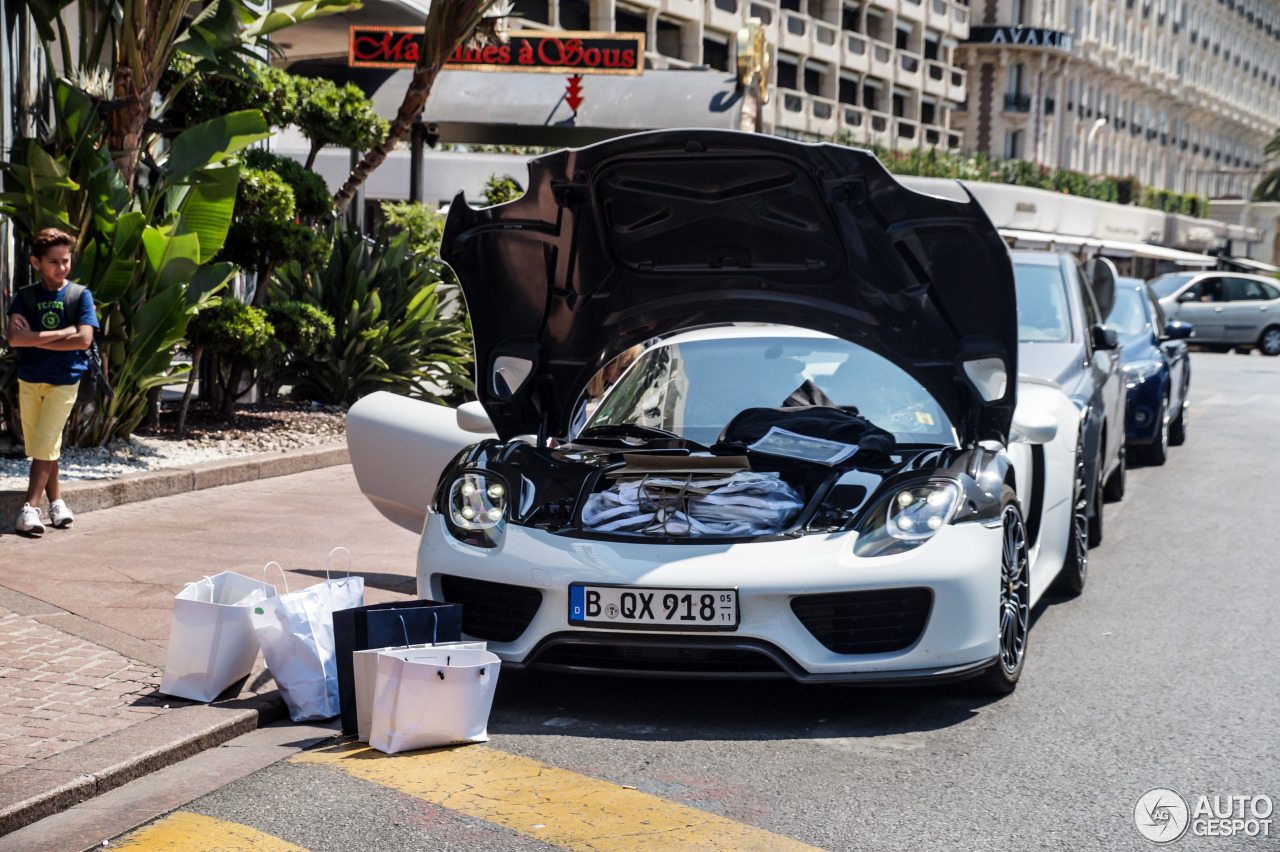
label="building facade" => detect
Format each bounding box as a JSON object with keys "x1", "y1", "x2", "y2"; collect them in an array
[
  {"x1": 954, "y1": 0, "x2": 1280, "y2": 196},
  {"x1": 504, "y1": 0, "x2": 973, "y2": 149}
]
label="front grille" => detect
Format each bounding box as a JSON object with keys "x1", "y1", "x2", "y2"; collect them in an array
[
  {"x1": 790, "y1": 588, "x2": 932, "y2": 654},
  {"x1": 437, "y1": 575, "x2": 542, "y2": 642},
  {"x1": 530, "y1": 637, "x2": 790, "y2": 676}
]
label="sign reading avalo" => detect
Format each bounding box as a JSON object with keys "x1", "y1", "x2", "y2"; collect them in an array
[{"x1": 349, "y1": 28, "x2": 645, "y2": 75}]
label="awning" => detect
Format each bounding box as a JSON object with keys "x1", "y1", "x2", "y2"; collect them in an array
[
  {"x1": 1096, "y1": 239, "x2": 1215, "y2": 266},
  {"x1": 374, "y1": 69, "x2": 746, "y2": 146},
  {"x1": 1219, "y1": 255, "x2": 1280, "y2": 273}
]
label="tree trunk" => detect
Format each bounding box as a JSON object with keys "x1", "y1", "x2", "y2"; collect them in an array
[
  {"x1": 175, "y1": 345, "x2": 202, "y2": 434},
  {"x1": 109, "y1": 67, "x2": 149, "y2": 192},
  {"x1": 332, "y1": 0, "x2": 500, "y2": 213},
  {"x1": 144, "y1": 386, "x2": 163, "y2": 428}
]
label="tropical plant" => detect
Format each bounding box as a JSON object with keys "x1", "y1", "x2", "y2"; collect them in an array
[
  {"x1": 271, "y1": 224, "x2": 473, "y2": 405},
  {"x1": 0, "y1": 80, "x2": 259, "y2": 444},
  {"x1": 292, "y1": 77, "x2": 389, "y2": 170},
  {"x1": 332, "y1": 0, "x2": 508, "y2": 212},
  {"x1": 381, "y1": 201, "x2": 446, "y2": 257},
  {"x1": 482, "y1": 173, "x2": 522, "y2": 206}
]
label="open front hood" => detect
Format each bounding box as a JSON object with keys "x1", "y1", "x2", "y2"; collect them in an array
[{"x1": 441, "y1": 129, "x2": 1017, "y2": 444}]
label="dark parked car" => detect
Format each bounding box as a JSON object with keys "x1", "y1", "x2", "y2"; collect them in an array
[
  {"x1": 1150, "y1": 271, "x2": 1280, "y2": 355},
  {"x1": 1012, "y1": 250, "x2": 1127, "y2": 546},
  {"x1": 1108, "y1": 278, "x2": 1193, "y2": 465}
]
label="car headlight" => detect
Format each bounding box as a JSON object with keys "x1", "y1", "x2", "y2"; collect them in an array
[
  {"x1": 853, "y1": 480, "x2": 961, "y2": 557},
  {"x1": 1123, "y1": 360, "x2": 1162, "y2": 388},
  {"x1": 443, "y1": 470, "x2": 509, "y2": 547}
]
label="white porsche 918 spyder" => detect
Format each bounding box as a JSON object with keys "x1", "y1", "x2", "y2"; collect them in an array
[{"x1": 347, "y1": 129, "x2": 1087, "y2": 694}]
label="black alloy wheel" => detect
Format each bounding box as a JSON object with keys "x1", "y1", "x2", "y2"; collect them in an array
[
  {"x1": 1052, "y1": 439, "x2": 1089, "y2": 596},
  {"x1": 970, "y1": 486, "x2": 1030, "y2": 695},
  {"x1": 1139, "y1": 396, "x2": 1170, "y2": 466},
  {"x1": 1259, "y1": 326, "x2": 1280, "y2": 357}
]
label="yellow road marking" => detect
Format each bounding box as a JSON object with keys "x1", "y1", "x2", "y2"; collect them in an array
[
  {"x1": 111, "y1": 812, "x2": 312, "y2": 851},
  {"x1": 292, "y1": 742, "x2": 828, "y2": 852}
]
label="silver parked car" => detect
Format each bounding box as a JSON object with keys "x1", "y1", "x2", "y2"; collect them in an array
[{"x1": 1150, "y1": 271, "x2": 1280, "y2": 356}]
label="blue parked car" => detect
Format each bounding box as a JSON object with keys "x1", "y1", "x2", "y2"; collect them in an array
[{"x1": 1108, "y1": 277, "x2": 1193, "y2": 465}]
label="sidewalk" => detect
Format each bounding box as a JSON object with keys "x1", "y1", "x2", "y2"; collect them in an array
[{"x1": 0, "y1": 447, "x2": 421, "y2": 836}]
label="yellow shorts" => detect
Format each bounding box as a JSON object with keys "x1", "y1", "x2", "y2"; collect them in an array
[{"x1": 18, "y1": 380, "x2": 79, "y2": 461}]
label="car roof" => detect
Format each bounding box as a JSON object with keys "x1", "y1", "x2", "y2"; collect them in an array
[{"x1": 1009, "y1": 250, "x2": 1068, "y2": 266}]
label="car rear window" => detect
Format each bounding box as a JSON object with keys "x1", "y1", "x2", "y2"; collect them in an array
[{"x1": 1014, "y1": 263, "x2": 1072, "y2": 343}]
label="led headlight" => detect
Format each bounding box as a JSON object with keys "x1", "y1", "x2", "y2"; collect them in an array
[
  {"x1": 853, "y1": 480, "x2": 962, "y2": 557},
  {"x1": 444, "y1": 471, "x2": 509, "y2": 547},
  {"x1": 1123, "y1": 360, "x2": 1162, "y2": 389}
]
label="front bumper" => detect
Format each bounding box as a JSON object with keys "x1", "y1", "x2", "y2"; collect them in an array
[{"x1": 417, "y1": 514, "x2": 1004, "y2": 682}]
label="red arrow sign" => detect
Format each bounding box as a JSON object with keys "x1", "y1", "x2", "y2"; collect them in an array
[{"x1": 565, "y1": 75, "x2": 584, "y2": 113}]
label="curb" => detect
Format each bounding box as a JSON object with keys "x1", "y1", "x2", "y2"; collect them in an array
[
  {"x1": 0, "y1": 441, "x2": 350, "y2": 528},
  {"x1": 0, "y1": 679, "x2": 286, "y2": 837},
  {"x1": 0, "y1": 443, "x2": 347, "y2": 834}
]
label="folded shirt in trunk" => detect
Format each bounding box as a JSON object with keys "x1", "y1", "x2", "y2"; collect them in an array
[{"x1": 581, "y1": 471, "x2": 804, "y2": 537}]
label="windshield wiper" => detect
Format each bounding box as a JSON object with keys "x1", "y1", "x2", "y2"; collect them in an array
[{"x1": 576, "y1": 423, "x2": 709, "y2": 451}]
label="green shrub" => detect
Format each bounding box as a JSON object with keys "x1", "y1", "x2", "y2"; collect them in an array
[
  {"x1": 271, "y1": 223, "x2": 473, "y2": 405},
  {"x1": 264, "y1": 301, "x2": 335, "y2": 358},
  {"x1": 483, "y1": 174, "x2": 523, "y2": 206},
  {"x1": 187, "y1": 300, "x2": 274, "y2": 366},
  {"x1": 381, "y1": 201, "x2": 447, "y2": 257},
  {"x1": 243, "y1": 149, "x2": 333, "y2": 221}
]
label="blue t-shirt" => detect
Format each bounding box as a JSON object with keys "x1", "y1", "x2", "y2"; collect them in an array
[{"x1": 6, "y1": 282, "x2": 100, "y2": 385}]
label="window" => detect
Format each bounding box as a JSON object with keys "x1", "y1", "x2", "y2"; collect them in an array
[
  {"x1": 842, "y1": 2, "x2": 861, "y2": 31},
  {"x1": 921, "y1": 100, "x2": 936, "y2": 125},
  {"x1": 777, "y1": 54, "x2": 800, "y2": 90},
  {"x1": 804, "y1": 62, "x2": 828, "y2": 96},
  {"x1": 702, "y1": 31, "x2": 731, "y2": 71},
  {"x1": 1004, "y1": 129, "x2": 1023, "y2": 158},
  {"x1": 1223, "y1": 277, "x2": 1268, "y2": 301},
  {"x1": 510, "y1": 0, "x2": 550, "y2": 25},
  {"x1": 863, "y1": 79, "x2": 882, "y2": 111},
  {"x1": 615, "y1": 4, "x2": 647, "y2": 33},
  {"x1": 1181, "y1": 278, "x2": 1223, "y2": 302},
  {"x1": 924, "y1": 34, "x2": 940, "y2": 60},
  {"x1": 1008, "y1": 63, "x2": 1025, "y2": 95},
  {"x1": 656, "y1": 16, "x2": 684, "y2": 58},
  {"x1": 559, "y1": 0, "x2": 591, "y2": 30},
  {"x1": 896, "y1": 27, "x2": 910, "y2": 50},
  {"x1": 839, "y1": 71, "x2": 860, "y2": 104},
  {"x1": 1014, "y1": 263, "x2": 1073, "y2": 342}
]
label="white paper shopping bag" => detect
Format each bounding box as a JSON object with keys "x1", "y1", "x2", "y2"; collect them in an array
[
  {"x1": 160, "y1": 571, "x2": 276, "y2": 702},
  {"x1": 250, "y1": 552, "x2": 365, "y2": 722},
  {"x1": 368, "y1": 647, "x2": 502, "y2": 754},
  {"x1": 351, "y1": 611, "x2": 485, "y2": 742}
]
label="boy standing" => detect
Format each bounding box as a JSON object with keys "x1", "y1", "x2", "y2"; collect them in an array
[{"x1": 5, "y1": 228, "x2": 99, "y2": 535}]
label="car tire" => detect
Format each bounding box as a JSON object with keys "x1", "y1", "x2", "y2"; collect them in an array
[
  {"x1": 1169, "y1": 402, "x2": 1187, "y2": 446},
  {"x1": 1087, "y1": 465, "x2": 1103, "y2": 548},
  {"x1": 968, "y1": 485, "x2": 1030, "y2": 696},
  {"x1": 1258, "y1": 326, "x2": 1280, "y2": 357},
  {"x1": 1051, "y1": 438, "x2": 1089, "y2": 597},
  {"x1": 1103, "y1": 440, "x2": 1126, "y2": 502},
  {"x1": 1139, "y1": 397, "x2": 1169, "y2": 466}
]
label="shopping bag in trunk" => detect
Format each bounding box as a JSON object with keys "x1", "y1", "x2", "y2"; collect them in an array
[
  {"x1": 250, "y1": 551, "x2": 365, "y2": 721},
  {"x1": 351, "y1": 612, "x2": 486, "y2": 742},
  {"x1": 160, "y1": 571, "x2": 275, "y2": 702},
  {"x1": 368, "y1": 646, "x2": 502, "y2": 754},
  {"x1": 332, "y1": 599, "x2": 463, "y2": 736}
]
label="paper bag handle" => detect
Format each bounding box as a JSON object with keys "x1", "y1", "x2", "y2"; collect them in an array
[
  {"x1": 325, "y1": 546, "x2": 352, "y2": 580},
  {"x1": 182, "y1": 576, "x2": 216, "y2": 602},
  {"x1": 396, "y1": 611, "x2": 438, "y2": 648},
  {"x1": 262, "y1": 561, "x2": 289, "y2": 595}
]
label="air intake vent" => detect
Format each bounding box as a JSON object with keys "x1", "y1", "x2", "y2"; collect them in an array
[
  {"x1": 438, "y1": 575, "x2": 542, "y2": 642},
  {"x1": 790, "y1": 588, "x2": 932, "y2": 654},
  {"x1": 532, "y1": 639, "x2": 789, "y2": 676}
]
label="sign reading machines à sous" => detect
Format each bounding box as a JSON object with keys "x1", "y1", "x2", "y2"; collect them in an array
[{"x1": 349, "y1": 28, "x2": 646, "y2": 75}]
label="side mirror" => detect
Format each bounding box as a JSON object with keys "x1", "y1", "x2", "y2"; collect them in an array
[
  {"x1": 1091, "y1": 324, "x2": 1120, "y2": 350},
  {"x1": 1010, "y1": 405, "x2": 1058, "y2": 445},
  {"x1": 1164, "y1": 320, "x2": 1194, "y2": 340},
  {"x1": 456, "y1": 400, "x2": 496, "y2": 433},
  {"x1": 1084, "y1": 257, "x2": 1118, "y2": 318},
  {"x1": 1177, "y1": 290, "x2": 1199, "y2": 303}
]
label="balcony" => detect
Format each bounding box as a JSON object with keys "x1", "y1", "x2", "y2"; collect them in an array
[
  {"x1": 867, "y1": 109, "x2": 893, "y2": 145},
  {"x1": 899, "y1": 0, "x2": 926, "y2": 24},
  {"x1": 780, "y1": 12, "x2": 810, "y2": 53},
  {"x1": 811, "y1": 95, "x2": 840, "y2": 135},
  {"x1": 924, "y1": 59, "x2": 947, "y2": 96},
  {"x1": 705, "y1": 0, "x2": 741, "y2": 31},
  {"x1": 843, "y1": 33, "x2": 870, "y2": 72},
  {"x1": 1003, "y1": 92, "x2": 1032, "y2": 112},
  {"x1": 947, "y1": 66, "x2": 967, "y2": 101},
  {"x1": 870, "y1": 40, "x2": 894, "y2": 77},
  {"x1": 947, "y1": 131, "x2": 963, "y2": 149},
  {"x1": 924, "y1": 126, "x2": 942, "y2": 145},
  {"x1": 812, "y1": 20, "x2": 840, "y2": 62},
  {"x1": 952, "y1": 2, "x2": 969, "y2": 27},
  {"x1": 929, "y1": 0, "x2": 949, "y2": 28},
  {"x1": 896, "y1": 117, "x2": 921, "y2": 147},
  {"x1": 896, "y1": 50, "x2": 923, "y2": 85}
]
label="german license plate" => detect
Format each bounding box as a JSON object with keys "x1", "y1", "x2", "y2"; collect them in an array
[{"x1": 568, "y1": 585, "x2": 738, "y2": 631}]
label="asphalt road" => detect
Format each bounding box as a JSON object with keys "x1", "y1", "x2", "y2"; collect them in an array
[{"x1": 72, "y1": 352, "x2": 1280, "y2": 850}]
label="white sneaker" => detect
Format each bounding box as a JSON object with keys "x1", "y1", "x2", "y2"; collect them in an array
[
  {"x1": 15, "y1": 503, "x2": 44, "y2": 535},
  {"x1": 49, "y1": 499, "x2": 74, "y2": 529}
]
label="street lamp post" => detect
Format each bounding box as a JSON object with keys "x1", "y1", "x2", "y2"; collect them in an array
[{"x1": 1087, "y1": 117, "x2": 1107, "y2": 173}]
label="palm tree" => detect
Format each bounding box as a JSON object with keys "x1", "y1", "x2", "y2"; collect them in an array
[
  {"x1": 332, "y1": 0, "x2": 506, "y2": 213},
  {"x1": 1251, "y1": 127, "x2": 1280, "y2": 200}
]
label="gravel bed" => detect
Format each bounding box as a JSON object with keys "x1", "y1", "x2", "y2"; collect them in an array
[{"x1": 0, "y1": 402, "x2": 347, "y2": 490}]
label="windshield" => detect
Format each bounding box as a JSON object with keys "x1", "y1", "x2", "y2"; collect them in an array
[
  {"x1": 582, "y1": 336, "x2": 955, "y2": 447},
  {"x1": 1149, "y1": 273, "x2": 1195, "y2": 298},
  {"x1": 1015, "y1": 263, "x2": 1073, "y2": 342},
  {"x1": 1108, "y1": 286, "x2": 1150, "y2": 335}
]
